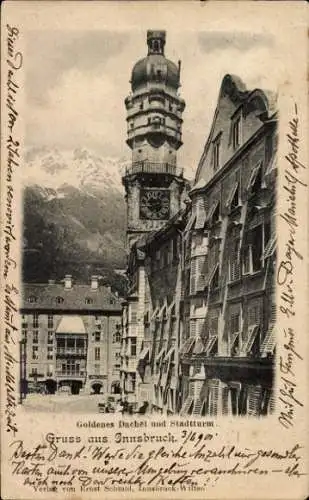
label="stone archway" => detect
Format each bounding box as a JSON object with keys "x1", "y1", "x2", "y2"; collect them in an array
[
  {"x1": 91, "y1": 383, "x2": 103, "y2": 395},
  {"x1": 45, "y1": 379, "x2": 57, "y2": 394}
]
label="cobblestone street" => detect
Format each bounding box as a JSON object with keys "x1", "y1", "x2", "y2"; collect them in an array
[{"x1": 22, "y1": 393, "x2": 104, "y2": 413}]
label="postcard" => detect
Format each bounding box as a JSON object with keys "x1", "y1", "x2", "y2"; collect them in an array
[{"x1": 1, "y1": 1, "x2": 308, "y2": 499}]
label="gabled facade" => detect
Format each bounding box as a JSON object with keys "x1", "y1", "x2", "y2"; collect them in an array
[
  {"x1": 21, "y1": 276, "x2": 122, "y2": 395},
  {"x1": 179, "y1": 75, "x2": 277, "y2": 417}
]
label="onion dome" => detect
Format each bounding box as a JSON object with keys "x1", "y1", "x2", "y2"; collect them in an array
[{"x1": 130, "y1": 30, "x2": 180, "y2": 91}]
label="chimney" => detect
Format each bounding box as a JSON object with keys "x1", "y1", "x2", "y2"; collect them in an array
[
  {"x1": 91, "y1": 275, "x2": 99, "y2": 290},
  {"x1": 64, "y1": 275, "x2": 72, "y2": 289}
]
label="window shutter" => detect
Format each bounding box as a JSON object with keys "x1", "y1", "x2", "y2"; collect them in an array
[
  {"x1": 190, "y1": 258, "x2": 197, "y2": 294},
  {"x1": 222, "y1": 386, "x2": 229, "y2": 415},
  {"x1": 197, "y1": 255, "x2": 208, "y2": 291},
  {"x1": 190, "y1": 319, "x2": 196, "y2": 337},
  {"x1": 209, "y1": 380, "x2": 220, "y2": 416},
  {"x1": 247, "y1": 386, "x2": 262, "y2": 416},
  {"x1": 195, "y1": 195, "x2": 207, "y2": 229}
]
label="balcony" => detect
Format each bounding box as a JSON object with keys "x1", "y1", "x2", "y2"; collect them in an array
[
  {"x1": 56, "y1": 348, "x2": 87, "y2": 357},
  {"x1": 124, "y1": 161, "x2": 183, "y2": 178},
  {"x1": 55, "y1": 370, "x2": 85, "y2": 379}
]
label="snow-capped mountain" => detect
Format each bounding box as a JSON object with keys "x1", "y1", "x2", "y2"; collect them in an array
[
  {"x1": 23, "y1": 147, "x2": 128, "y2": 294},
  {"x1": 23, "y1": 147, "x2": 128, "y2": 193}
]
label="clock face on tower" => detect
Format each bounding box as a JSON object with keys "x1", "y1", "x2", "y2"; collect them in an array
[{"x1": 140, "y1": 189, "x2": 170, "y2": 220}]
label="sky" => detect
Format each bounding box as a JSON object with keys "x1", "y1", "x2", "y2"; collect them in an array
[{"x1": 25, "y1": 27, "x2": 282, "y2": 179}]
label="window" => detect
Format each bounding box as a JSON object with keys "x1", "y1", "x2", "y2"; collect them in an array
[
  {"x1": 208, "y1": 201, "x2": 220, "y2": 226},
  {"x1": 213, "y1": 136, "x2": 221, "y2": 170},
  {"x1": 232, "y1": 116, "x2": 241, "y2": 150},
  {"x1": 252, "y1": 225, "x2": 263, "y2": 272},
  {"x1": 22, "y1": 318, "x2": 27, "y2": 328},
  {"x1": 243, "y1": 245, "x2": 251, "y2": 274},
  {"x1": 231, "y1": 312, "x2": 240, "y2": 334},
  {"x1": 131, "y1": 311, "x2": 137, "y2": 323},
  {"x1": 248, "y1": 302, "x2": 261, "y2": 326},
  {"x1": 32, "y1": 330, "x2": 38, "y2": 344},
  {"x1": 94, "y1": 347, "x2": 100, "y2": 361},
  {"x1": 67, "y1": 339, "x2": 74, "y2": 349},
  {"x1": 227, "y1": 183, "x2": 240, "y2": 211},
  {"x1": 47, "y1": 314, "x2": 53, "y2": 329},
  {"x1": 242, "y1": 325, "x2": 260, "y2": 356},
  {"x1": 31, "y1": 367, "x2": 38, "y2": 375},
  {"x1": 213, "y1": 203, "x2": 220, "y2": 224},
  {"x1": 243, "y1": 224, "x2": 264, "y2": 274},
  {"x1": 28, "y1": 296, "x2": 37, "y2": 303},
  {"x1": 113, "y1": 328, "x2": 121, "y2": 343},
  {"x1": 95, "y1": 332, "x2": 101, "y2": 342},
  {"x1": 231, "y1": 184, "x2": 240, "y2": 210},
  {"x1": 56, "y1": 296, "x2": 64, "y2": 304},
  {"x1": 32, "y1": 346, "x2": 38, "y2": 360},
  {"x1": 209, "y1": 316, "x2": 218, "y2": 337},
  {"x1": 131, "y1": 337, "x2": 137, "y2": 356},
  {"x1": 210, "y1": 266, "x2": 219, "y2": 289},
  {"x1": 22, "y1": 329, "x2": 27, "y2": 339},
  {"x1": 47, "y1": 346, "x2": 53, "y2": 360},
  {"x1": 61, "y1": 360, "x2": 80, "y2": 376},
  {"x1": 230, "y1": 312, "x2": 241, "y2": 355},
  {"x1": 47, "y1": 331, "x2": 53, "y2": 344},
  {"x1": 85, "y1": 297, "x2": 93, "y2": 305},
  {"x1": 33, "y1": 313, "x2": 39, "y2": 328},
  {"x1": 248, "y1": 162, "x2": 262, "y2": 194}
]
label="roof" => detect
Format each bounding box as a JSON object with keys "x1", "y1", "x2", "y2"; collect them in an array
[
  {"x1": 193, "y1": 74, "x2": 278, "y2": 187},
  {"x1": 56, "y1": 316, "x2": 86, "y2": 334},
  {"x1": 21, "y1": 283, "x2": 122, "y2": 313},
  {"x1": 131, "y1": 54, "x2": 179, "y2": 92}
]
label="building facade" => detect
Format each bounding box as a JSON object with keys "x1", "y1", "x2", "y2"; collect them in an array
[
  {"x1": 121, "y1": 31, "x2": 277, "y2": 417},
  {"x1": 179, "y1": 75, "x2": 277, "y2": 417},
  {"x1": 21, "y1": 275, "x2": 122, "y2": 395}
]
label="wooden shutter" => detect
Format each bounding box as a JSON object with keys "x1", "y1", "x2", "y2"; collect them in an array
[
  {"x1": 247, "y1": 386, "x2": 262, "y2": 416},
  {"x1": 190, "y1": 258, "x2": 197, "y2": 294}
]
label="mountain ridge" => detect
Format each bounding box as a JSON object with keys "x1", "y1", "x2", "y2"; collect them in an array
[{"x1": 23, "y1": 147, "x2": 128, "y2": 296}]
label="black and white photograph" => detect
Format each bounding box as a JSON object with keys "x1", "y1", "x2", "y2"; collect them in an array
[
  {"x1": 1, "y1": 3, "x2": 308, "y2": 500},
  {"x1": 20, "y1": 26, "x2": 278, "y2": 417}
]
